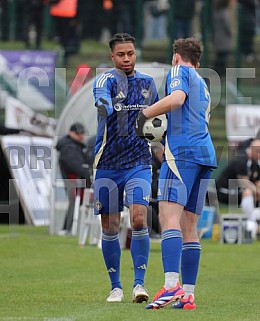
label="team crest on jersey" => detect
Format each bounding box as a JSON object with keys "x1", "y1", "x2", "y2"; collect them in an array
[
  {"x1": 94, "y1": 200, "x2": 102, "y2": 210},
  {"x1": 170, "y1": 78, "x2": 180, "y2": 88},
  {"x1": 141, "y1": 89, "x2": 149, "y2": 98}
]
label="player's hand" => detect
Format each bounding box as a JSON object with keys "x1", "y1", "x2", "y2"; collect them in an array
[
  {"x1": 135, "y1": 110, "x2": 148, "y2": 138},
  {"x1": 95, "y1": 98, "x2": 108, "y2": 119}
]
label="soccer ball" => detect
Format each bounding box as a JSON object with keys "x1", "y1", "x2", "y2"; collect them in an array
[{"x1": 142, "y1": 114, "x2": 167, "y2": 142}]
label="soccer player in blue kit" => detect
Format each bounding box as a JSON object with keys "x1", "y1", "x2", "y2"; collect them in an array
[
  {"x1": 93, "y1": 33, "x2": 159, "y2": 303},
  {"x1": 136, "y1": 38, "x2": 217, "y2": 310}
]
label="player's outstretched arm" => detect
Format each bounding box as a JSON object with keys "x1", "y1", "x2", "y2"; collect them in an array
[{"x1": 142, "y1": 90, "x2": 186, "y2": 119}]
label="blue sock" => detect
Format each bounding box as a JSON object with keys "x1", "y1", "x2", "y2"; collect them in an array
[
  {"x1": 130, "y1": 228, "x2": 150, "y2": 287},
  {"x1": 161, "y1": 229, "x2": 183, "y2": 273},
  {"x1": 181, "y1": 242, "x2": 201, "y2": 285},
  {"x1": 102, "y1": 232, "x2": 122, "y2": 290}
]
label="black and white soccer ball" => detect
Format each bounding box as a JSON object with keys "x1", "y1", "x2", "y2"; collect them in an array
[{"x1": 142, "y1": 114, "x2": 167, "y2": 142}]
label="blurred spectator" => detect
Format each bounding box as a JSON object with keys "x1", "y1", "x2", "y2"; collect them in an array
[
  {"x1": 50, "y1": 0, "x2": 79, "y2": 63},
  {"x1": 172, "y1": 0, "x2": 196, "y2": 39},
  {"x1": 236, "y1": 129, "x2": 260, "y2": 155},
  {"x1": 0, "y1": 0, "x2": 9, "y2": 41},
  {"x1": 146, "y1": 0, "x2": 169, "y2": 40},
  {"x1": 56, "y1": 122, "x2": 91, "y2": 235},
  {"x1": 242, "y1": 181, "x2": 260, "y2": 240},
  {"x1": 78, "y1": 0, "x2": 103, "y2": 41},
  {"x1": 101, "y1": 0, "x2": 117, "y2": 40},
  {"x1": 69, "y1": 64, "x2": 92, "y2": 95},
  {"x1": 116, "y1": 0, "x2": 136, "y2": 36},
  {"x1": 237, "y1": 0, "x2": 257, "y2": 63},
  {"x1": 85, "y1": 135, "x2": 96, "y2": 173},
  {"x1": 23, "y1": 0, "x2": 47, "y2": 49},
  {"x1": 212, "y1": 0, "x2": 232, "y2": 77},
  {"x1": 216, "y1": 138, "x2": 260, "y2": 239}
]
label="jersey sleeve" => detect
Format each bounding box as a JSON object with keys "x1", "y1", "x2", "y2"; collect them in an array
[
  {"x1": 150, "y1": 79, "x2": 159, "y2": 104},
  {"x1": 93, "y1": 73, "x2": 115, "y2": 117},
  {"x1": 165, "y1": 65, "x2": 189, "y2": 96}
]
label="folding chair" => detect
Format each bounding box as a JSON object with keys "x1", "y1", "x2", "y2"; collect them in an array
[
  {"x1": 71, "y1": 193, "x2": 81, "y2": 236},
  {"x1": 78, "y1": 188, "x2": 102, "y2": 248},
  {"x1": 197, "y1": 206, "x2": 216, "y2": 239},
  {"x1": 78, "y1": 188, "x2": 131, "y2": 249}
]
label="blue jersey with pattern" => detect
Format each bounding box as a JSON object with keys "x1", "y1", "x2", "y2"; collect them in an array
[
  {"x1": 93, "y1": 69, "x2": 159, "y2": 169},
  {"x1": 165, "y1": 65, "x2": 217, "y2": 168}
]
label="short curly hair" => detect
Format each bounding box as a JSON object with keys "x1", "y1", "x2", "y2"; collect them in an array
[{"x1": 173, "y1": 38, "x2": 203, "y2": 67}]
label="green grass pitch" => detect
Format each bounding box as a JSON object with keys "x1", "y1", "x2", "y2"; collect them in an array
[{"x1": 0, "y1": 225, "x2": 260, "y2": 321}]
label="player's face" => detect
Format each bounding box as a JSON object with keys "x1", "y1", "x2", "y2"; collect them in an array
[
  {"x1": 248, "y1": 139, "x2": 260, "y2": 161},
  {"x1": 111, "y1": 42, "x2": 136, "y2": 76}
]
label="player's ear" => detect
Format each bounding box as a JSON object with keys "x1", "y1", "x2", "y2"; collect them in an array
[
  {"x1": 174, "y1": 53, "x2": 180, "y2": 64},
  {"x1": 111, "y1": 53, "x2": 114, "y2": 61},
  {"x1": 195, "y1": 62, "x2": 200, "y2": 69},
  {"x1": 171, "y1": 54, "x2": 175, "y2": 65}
]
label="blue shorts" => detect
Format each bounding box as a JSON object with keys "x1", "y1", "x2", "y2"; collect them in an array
[
  {"x1": 94, "y1": 165, "x2": 152, "y2": 214},
  {"x1": 158, "y1": 160, "x2": 212, "y2": 215}
]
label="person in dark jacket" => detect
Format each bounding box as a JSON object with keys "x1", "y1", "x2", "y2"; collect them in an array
[
  {"x1": 56, "y1": 122, "x2": 91, "y2": 234},
  {"x1": 23, "y1": 0, "x2": 47, "y2": 49},
  {"x1": 237, "y1": 0, "x2": 258, "y2": 62},
  {"x1": 212, "y1": 0, "x2": 232, "y2": 77},
  {"x1": 216, "y1": 138, "x2": 260, "y2": 238},
  {"x1": 216, "y1": 138, "x2": 260, "y2": 204},
  {"x1": 172, "y1": 0, "x2": 196, "y2": 39}
]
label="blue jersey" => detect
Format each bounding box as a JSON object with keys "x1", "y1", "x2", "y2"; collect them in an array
[
  {"x1": 165, "y1": 65, "x2": 217, "y2": 168},
  {"x1": 93, "y1": 69, "x2": 159, "y2": 169}
]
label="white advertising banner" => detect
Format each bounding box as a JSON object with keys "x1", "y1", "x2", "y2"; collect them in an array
[
  {"x1": 0, "y1": 50, "x2": 56, "y2": 110},
  {"x1": 226, "y1": 104, "x2": 260, "y2": 143},
  {"x1": 1, "y1": 135, "x2": 53, "y2": 226},
  {"x1": 5, "y1": 96, "x2": 57, "y2": 137}
]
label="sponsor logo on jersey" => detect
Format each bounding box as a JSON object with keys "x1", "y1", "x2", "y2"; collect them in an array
[
  {"x1": 94, "y1": 200, "x2": 102, "y2": 210},
  {"x1": 114, "y1": 103, "x2": 123, "y2": 111},
  {"x1": 143, "y1": 195, "x2": 150, "y2": 202},
  {"x1": 142, "y1": 89, "x2": 149, "y2": 98},
  {"x1": 115, "y1": 91, "x2": 126, "y2": 99},
  {"x1": 170, "y1": 78, "x2": 180, "y2": 88},
  {"x1": 114, "y1": 104, "x2": 149, "y2": 111}
]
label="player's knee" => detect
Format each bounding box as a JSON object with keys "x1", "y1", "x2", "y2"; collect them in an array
[
  {"x1": 131, "y1": 213, "x2": 147, "y2": 229},
  {"x1": 182, "y1": 227, "x2": 199, "y2": 241},
  {"x1": 101, "y1": 214, "x2": 120, "y2": 233}
]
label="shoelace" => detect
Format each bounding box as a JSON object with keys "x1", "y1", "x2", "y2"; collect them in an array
[
  {"x1": 110, "y1": 288, "x2": 121, "y2": 297},
  {"x1": 135, "y1": 284, "x2": 144, "y2": 291}
]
